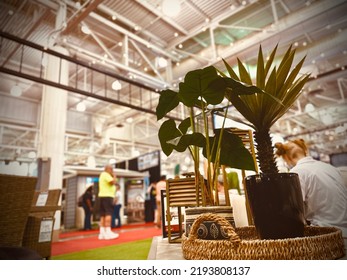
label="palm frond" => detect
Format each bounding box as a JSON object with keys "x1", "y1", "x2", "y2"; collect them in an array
[{"x1": 219, "y1": 44, "x2": 309, "y2": 131}]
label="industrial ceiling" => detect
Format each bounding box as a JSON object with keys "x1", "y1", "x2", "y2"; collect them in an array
[{"x1": 0, "y1": 0, "x2": 346, "y2": 173}]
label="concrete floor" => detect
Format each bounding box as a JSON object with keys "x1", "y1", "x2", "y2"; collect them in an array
[{"x1": 147, "y1": 236, "x2": 184, "y2": 260}]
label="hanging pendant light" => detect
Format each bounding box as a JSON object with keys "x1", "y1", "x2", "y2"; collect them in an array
[
  {"x1": 112, "y1": 80, "x2": 122, "y2": 90},
  {"x1": 76, "y1": 101, "x2": 86, "y2": 112},
  {"x1": 10, "y1": 85, "x2": 22, "y2": 97}
]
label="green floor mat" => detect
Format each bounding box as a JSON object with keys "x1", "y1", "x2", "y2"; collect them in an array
[{"x1": 51, "y1": 238, "x2": 152, "y2": 260}]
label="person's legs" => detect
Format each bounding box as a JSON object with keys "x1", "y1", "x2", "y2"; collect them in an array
[
  {"x1": 115, "y1": 204, "x2": 121, "y2": 227},
  {"x1": 84, "y1": 207, "x2": 91, "y2": 230},
  {"x1": 102, "y1": 198, "x2": 119, "y2": 240},
  {"x1": 98, "y1": 215, "x2": 106, "y2": 239},
  {"x1": 111, "y1": 205, "x2": 117, "y2": 228},
  {"x1": 98, "y1": 198, "x2": 107, "y2": 239},
  {"x1": 104, "y1": 214, "x2": 112, "y2": 227}
]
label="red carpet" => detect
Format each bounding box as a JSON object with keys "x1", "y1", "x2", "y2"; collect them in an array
[{"x1": 52, "y1": 223, "x2": 162, "y2": 256}]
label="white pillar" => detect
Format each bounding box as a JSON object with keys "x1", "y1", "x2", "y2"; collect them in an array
[{"x1": 38, "y1": 45, "x2": 69, "y2": 234}]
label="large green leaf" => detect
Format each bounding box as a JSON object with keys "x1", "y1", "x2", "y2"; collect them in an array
[
  {"x1": 168, "y1": 133, "x2": 206, "y2": 152},
  {"x1": 158, "y1": 118, "x2": 206, "y2": 156},
  {"x1": 179, "y1": 66, "x2": 224, "y2": 106},
  {"x1": 178, "y1": 117, "x2": 191, "y2": 134},
  {"x1": 156, "y1": 89, "x2": 179, "y2": 120},
  {"x1": 210, "y1": 76, "x2": 264, "y2": 96},
  {"x1": 158, "y1": 119, "x2": 182, "y2": 156},
  {"x1": 203, "y1": 130, "x2": 256, "y2": 171}
]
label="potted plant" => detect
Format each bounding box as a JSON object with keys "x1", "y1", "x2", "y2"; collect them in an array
[
  {"x1": 156, "y1": 66, "x2": 257, "y2": 204},
  {"x1": 212, "y1": 44, "x2": 310, "y2": 239},
  {"x1": 156, "y1": 66, "x2": 257, "y2": 238}
]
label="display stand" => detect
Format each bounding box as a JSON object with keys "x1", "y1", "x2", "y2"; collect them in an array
[
  {"x1": 165, "y1": 174, "x2": 202, "y2": 243},
  {"x1": 22, "y1": 189, "x2": 61, "y2": 259}
]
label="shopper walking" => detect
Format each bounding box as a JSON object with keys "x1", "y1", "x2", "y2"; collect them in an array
[
  {"x1": 82, "y1": 186, "x2": 94, "y2": 230},
  {"x1": 112, "y1": 184, "x2": 122, "y2": 228},
  {"x1": 275, "y1": 138, "x2": 347, "y2": 237},
  {"x1": 98, "y1": 164, "x2": 119, "y2": 240}
]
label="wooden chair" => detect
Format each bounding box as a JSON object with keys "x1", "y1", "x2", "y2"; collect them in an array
[{"x1": 165, "y1": 173, "x2": 203, "y2": 243}]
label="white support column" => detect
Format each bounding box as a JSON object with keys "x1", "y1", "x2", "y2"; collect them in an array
[{"x1": 38, "y1": 45, "x2": 69, "y2": 236}]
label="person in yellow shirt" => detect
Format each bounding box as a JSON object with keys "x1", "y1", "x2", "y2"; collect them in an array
[{"x1": 98, "y1": 165, "x2": 119, "y2": 240}]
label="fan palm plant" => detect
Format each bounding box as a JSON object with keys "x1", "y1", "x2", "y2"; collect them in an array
[
  {"x1": 212, "y1": 44, "x2": 310, "y2": 174},
  {"x1": 210, "y1": 44, "x2": 310, "y2": 239}
]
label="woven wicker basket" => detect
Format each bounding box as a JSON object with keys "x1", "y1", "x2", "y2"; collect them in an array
[
  {"x1": 0, "y1": 174, "x2": 37, "y2": 247},
  {"x1": 31, "y1": 189, "x2": 61, "y2": 215},
  {"x1": 182, "y1": 213, "x2": 345, "y2": 260},
  {"x1": 22, "y1": 213, "x2": 55, "y2": 259}
]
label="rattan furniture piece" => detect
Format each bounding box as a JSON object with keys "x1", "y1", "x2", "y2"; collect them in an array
[
  {"x1": 22, "y1": 189, "x2": 61, "y2": 259},
  {"x1": 0, "y1": 174, "x2": 42, "y2": 260},
  {"x1": 0, "y1": 174, "x2": 37, "y2": 247}
]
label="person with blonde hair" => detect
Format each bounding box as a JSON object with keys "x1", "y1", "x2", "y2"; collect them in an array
[{"x1": 275, "y1": 138, "x2": 347, "y2": 237}]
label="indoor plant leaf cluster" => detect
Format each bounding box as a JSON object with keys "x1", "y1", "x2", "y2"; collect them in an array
[
  {"x1": 209, "y1": 44, "x2": 310, "y2": 239},
  {"x1": 156, "y1": 66, "x2": 256, "y2": 206},
  {"x1": 211, "y1": 44, "x2": 310, "y2": 174}
]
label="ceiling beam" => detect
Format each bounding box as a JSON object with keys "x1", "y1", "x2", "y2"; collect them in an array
[{"x1": 63, "y1": 0, "x2": 104, "y2": 34}]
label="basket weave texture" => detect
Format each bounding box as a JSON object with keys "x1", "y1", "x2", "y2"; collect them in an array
[
  {"x1": 182, "y1": 213, "x2": 345, "y2": 260},
  {"x1": 22, "y1": 189, "x2": 61, "y2": 258},
  {"x1": 22, "y1": 213, "x2": 55, "y2": 259},
  {"x1": 31, "y1": 189, "x2": 61, "y2": 215},
  {"x1": 0, "y1": 174, "x2": 37, "y2": 247}
]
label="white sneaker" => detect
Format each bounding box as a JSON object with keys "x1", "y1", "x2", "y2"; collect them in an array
[
  {"x1": 104, "y1": 231, "x2": 119, "y2": 240},
  {"x1": 98, "y1": 233, "x2": 105, "y2": 240}
]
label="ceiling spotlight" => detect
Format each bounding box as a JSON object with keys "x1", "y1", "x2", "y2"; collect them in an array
[
  {"x1": 76, "y1": 101, "x2": 86, "y2": 112},
  {"x1": 81, "y1": 25, "x2": 91, "y2": 35},
  {"x1": 155, "y1": 57, "x2": 168, "y2": 68},
  {"x1": 10, "y1": 85, "x2": 22, "y2": 97},
  {"x1": 112, "y1": 80, "x2": 122, "y2": 90},
  {"x1": 304, "y1": 103, "x2": 315, "y2": 113},
  {"x1": 162, "y1": 0, "x2": 181, "y2": 17}
]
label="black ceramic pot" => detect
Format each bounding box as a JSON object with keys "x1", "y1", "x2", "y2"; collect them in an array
[{"x1": 245, "y1": 173, "x2": 305, "y2": 240}]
